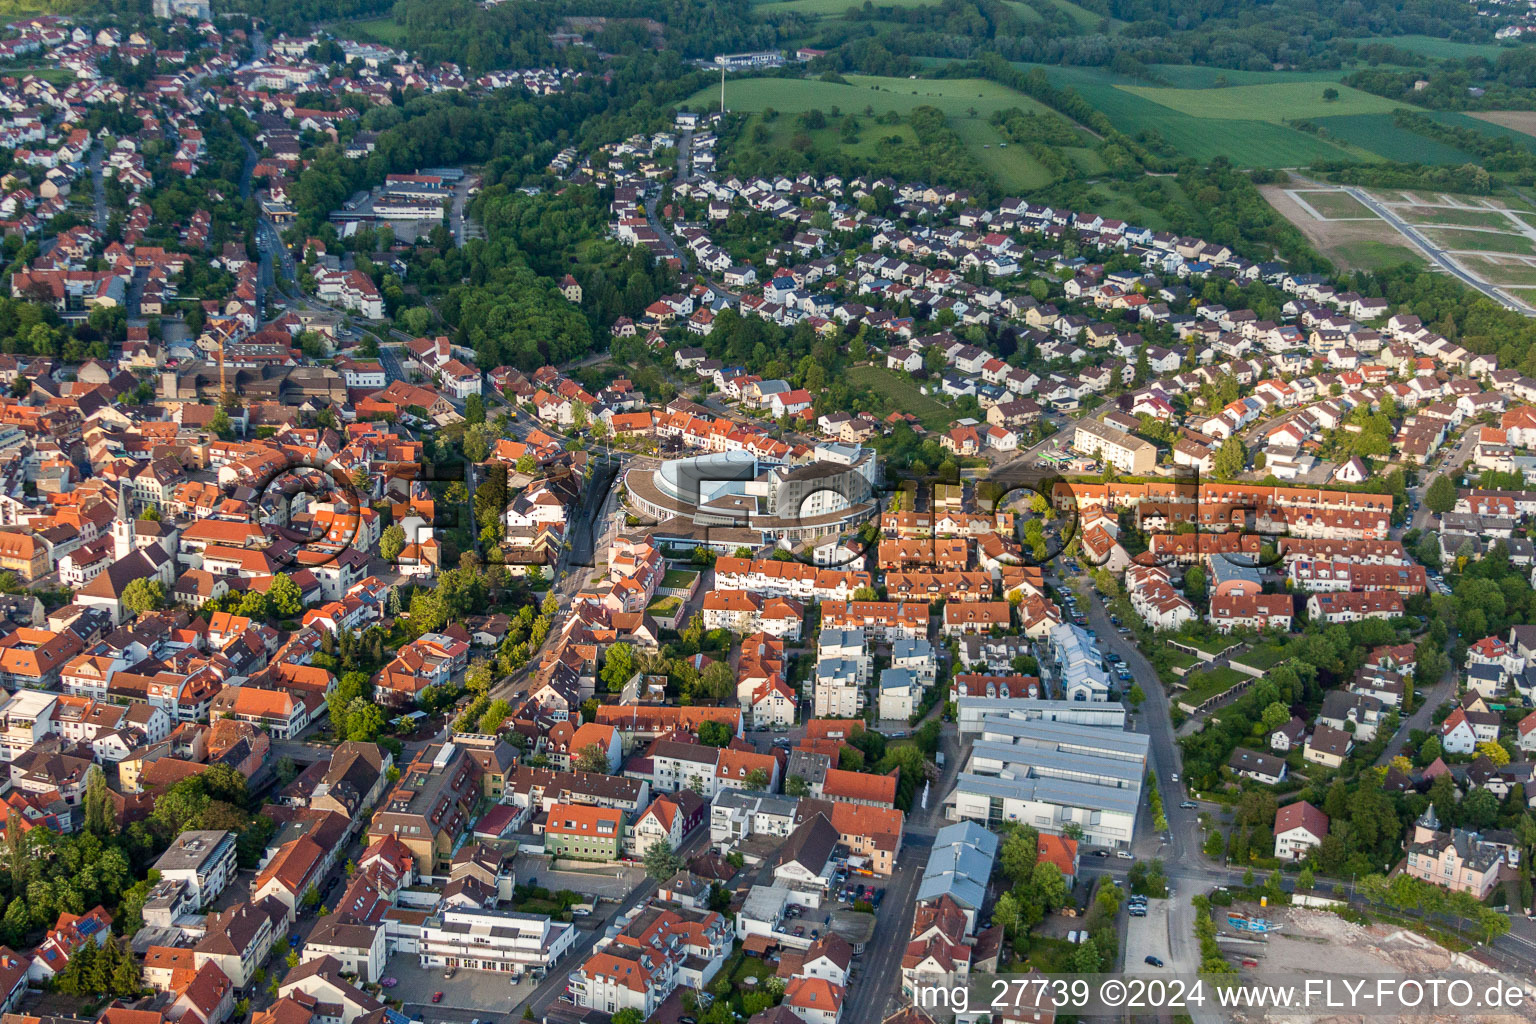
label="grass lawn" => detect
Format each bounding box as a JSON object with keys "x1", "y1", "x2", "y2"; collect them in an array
[
  {"x1": 1231, "y1": 644, "x2": 1291, "y2": 672},
  {"x1": 1179, "y1": 666, "x2": 1249, "y2": 707},
  {"x1": 844, "y1": 363, "x2": 954, "y2": 430},
  {"x1": 1457, "y1": 254, "x2": 1536, "y2": 287},
  {"x1": 334, "y1": 15, "x2": 408, "y2": 44},
  {"x1": 966, "y1": 123, "x2": 1057, "y2": 191},
  {"x1": 1333, "y1": 239, "x2": 1425, "y2": 271},
  {"x1": 647, "y1": 596, "x2": 683, "y2": 617},
  {"x1": 1421, "y1": 227, "x2": 1536, "y2": 256},
  {"x1": 1120, "y1": 81, "x2": 1402, "y2": 122},
  {"x1": 660, "y1": 569, "x2": 699, "y2": 589},
  {"x1": 1392, "y1": 205, "x2": 1517, "y2": 230},
  {"x1": 1176, "y1": 634, "x2": 1241, "y2": 656},
  {"x1": 2, "y1": 65, "x2": 74, "y2": 86},
  {"x1": 1299, "y1": 191, "x2": 1374, "y2": 219}
]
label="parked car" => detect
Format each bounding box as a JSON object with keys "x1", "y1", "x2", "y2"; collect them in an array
[
  {"x1": 1180, "y1": 800, "x2": 1198, "y2": 809},
  {"x1": 1144, "y1": 956, "x2": 1164, "y2": 967},
  {"x1": 432, "y1": 994, "x2": 443, "y2": 1004},
  {"x1": 1116, "y1": 851, "x2": 1134, "y2": 860},
  {"x1": 1170, "y1": 773, "x2": 1179, "y2": 782},
  {"x1": 1092, "y1": 849, "x2": 1108, "y2": 857}
]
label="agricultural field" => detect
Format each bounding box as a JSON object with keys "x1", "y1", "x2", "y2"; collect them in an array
[
  {"x1": 1146, "y1": 65, "x2": 1348, "y2": 89},
  {"x1": 1472, "y1": 111, "x2": 1536, "y2": 140},
  {"x1": 843, "y1": 364, "x2": 953, "y2": 430},
  {"x1": 1309, "y1": 113, "x2": 1479, "y2": 165},
  {"x1": 1018, "y1": 64, "x2": 1369, "y2": 167},
  {"x1": 1344, "y1": 34, "x2": 1519, "y2": 60},
  {"x1": 1120, "y1": 80, "x2": 1401, "y2": 122}
]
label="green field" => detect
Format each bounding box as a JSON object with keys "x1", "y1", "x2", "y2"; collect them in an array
[
  {"x1": 1018, "y1": 64, "x2": 1368, "y2": 167},
  {"x1": 334, "y1": 15, "x2": 408, "y2": 44},
  {"x1": 1392, "y1": 205, "x2": 1516, "y2": 230},
  {"x1": 1421, "y1": 227, "x2": 1536, "y2": 255},
  {"x1": 1345, "y1": 34, "x2": 1520, "y2": 61},
  {"x1": 1299, "y1": 190, "x2": 1374, "y2": 219},
  {"x1": 1123, "y1": 80, "x2": 1402, "y2": 121},
  {"x1": 1, "y1": 65, "x2": 74, "y2": 85},
  {"x1": 844, "y1": 364, "x2": 953, "y2": 430},
  {"x1": 1148, "y1": 65, "x2": 1348, "y2": 89},
  {"x1": 967, "y1": 123, "x2": 1056, "y2": 190},
  {"x1": 757, "y1": 0, "x2": 927, "y2": 13},
  {"x1": 1310, "y1": 113, "x2": 1478, "y2": 164},
  {"x1": 706, "y1": 75, "x2": 1055, "y2": 122},
  {"x1": 1456, "y1": 254, "x2": 1536, "y2": 286},
  {"x1": 1334, "y1": 239, "x2": 1425, "y2": 271},
  {"x1": 703, "y1": 75, "x2": 1065, "y2": 183},
  {"x1": 660, "y1": 569, "x2": 699, "y2": 589}
]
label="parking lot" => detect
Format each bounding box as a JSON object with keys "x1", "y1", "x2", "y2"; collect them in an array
[
  {"x1": 1125, "y1": 896, "x2": 1172, "y2": 972},
  {"x1": 393, "y1": 955, "x2": 540, "y2": 1019}
]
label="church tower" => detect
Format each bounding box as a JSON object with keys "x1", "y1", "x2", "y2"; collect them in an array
[{"x1": 113, "y1": 482, "x2": 133, "y2": 561}]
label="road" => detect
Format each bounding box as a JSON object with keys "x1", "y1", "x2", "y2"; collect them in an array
[
  {"x1": 1375, "y1": 421, "x2": 1478, "y2": 765},
  {"x1": 1342, "y1": 186, "x2": 1536, "y2": 316},
  {"x1": 448, "y1": 175, "x2": 481, "y2": 246},
  {"x1": 88, "y1": 144, "x2": 106, "y2": 234},
  {"x1": 518, "y1": 824, "x2": 713, "y2": 1018},
  {"x1": 842, "y1": 718, "x2": 963, "y2": 1023}
]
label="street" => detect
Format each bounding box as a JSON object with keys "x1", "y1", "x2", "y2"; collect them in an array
[{"x1": 1342, "y1": 185, "x2": 1534, "y2": 316}]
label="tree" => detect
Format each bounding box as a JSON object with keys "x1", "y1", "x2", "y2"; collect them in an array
[
  {"x1": 1260, "y1": 701, "x2": 1290, "y2": 733},
  {"x1": 1322, "y1": 87, "x2": 1339, "y2": 101},
  {"x1": 612, "y1": 1012, "x2": 644, "y2": 1024},
  {"x1": 698, "y1": 660, "x2": 735, "y2": 701},
  {"x1": 643, "y1": 840, "x2": 685, "y2": 880},
  {"x1": 267, "y1": 573, "x2": 303, "y2": 617},
  {"x1": 1184, "y1": 566, "x2": 1207, "y2": 602},
  {"x1": 83, "y1": 766, "x2": 114, "y2": 837},
  {"x1": 122, "y1": 578, "x2": 165, "y2": 615},
  {"x1": 574, "y1": 743, "x2": 610, "y2": 774},
  {"x1": 1477, "y1": 740, "x2": 1510, "y2": 767},
  {"x1": 785, "y1": 774, "x2": 810, "y2": 797},
  {"x1": 1298, "y1": 866, "x2": 1316, "y2": 890},
  {"x1": 380, "y1": 524, "x2": 407, "y2": 561},
  {"x1": 601, "y1": 643, "x2": 636, "y2": 693},
  {"x1": 698, "y1": 720, "x2": 731, "y2": 747},
  {"x1": 1214, "y1": 436, "x2": 1246, "y2": 479},
  {"x1": 1127, "y1": 683, "x2": 1145, "y2": 707},
  {"x1": 743, "y1": 767, "x2": 770, "y2": 791},
  {"x1": 1032, "y1": 860, "x2": 1068, "y2": 910},
  {"x1": 1425, "y1": 474, "x2": 1457, "y2": 516}
]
